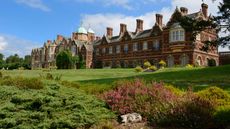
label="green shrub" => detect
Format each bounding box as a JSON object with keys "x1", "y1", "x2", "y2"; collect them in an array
[
  {"x1": 0, "y1": 71, "x2": 2, "y2": 78},
  {"x1": 149, "y1": 65, "x2": 157, "y2": 71},
  {"x1": 161, "y1": 95, "x2": 215, "y2": 129},
  {"x1": 55, "y1": 74, "x2": 62, "y2": 81},
  {"x1": 46, "y1": 73, "x2": 54, "y2": 80},
  {"x1": 0, "y1": 83, "x2": 115, "y2": 129},
  {"x1": 197, "y1": 87, "x2": 230, "y2": 106},
  {"x1": 165, "y1": 85, "x2": 184, "y2": 96},
  {"x1": 213, "y1": 105, "x2": 230, "y2": 128},
  {"x1": 159, "y1": 60, "x2": 166, "y2": 68},
  {"x1": 134, "y1": 66, "x2": 143, "y2": 72},
  {"x1": 59, "y1": 80, "x2": 80, "y2": 89},
  {"x1": 186, "y1": 64, "x2": 194, "y2": 68},
  {"x1": 0, "y1": 76, "x2": 44, "y2": 89},
  {"x1": 144, "y1": 61, "x2": 151, "y2": 69}
]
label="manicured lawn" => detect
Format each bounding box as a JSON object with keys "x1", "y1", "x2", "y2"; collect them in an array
[{"x1": 2, "y1": 65, "x2": 230, "y2": 93}]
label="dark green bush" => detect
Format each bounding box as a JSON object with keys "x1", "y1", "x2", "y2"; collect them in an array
[
  {"x1": 46, "y1": 73, "x2": 54, "y2": 80},
  {"x1": 213, "y1": 105, "x2": 230, "y2": 128},
  {"x1": 161, "y1": 95, "x2": 215, "y2": 129},
  {"x1": 0, "y1": 71, "x2": 2, "y2": 78}
]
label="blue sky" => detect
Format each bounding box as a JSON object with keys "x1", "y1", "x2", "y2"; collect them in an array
[{"x1": 0, "y1": 0, "x2": 226, "y2": 57}]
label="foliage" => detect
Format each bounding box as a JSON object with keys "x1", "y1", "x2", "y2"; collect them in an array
[
  {"x1": 0, "y1": 71, "x2": 2, "y2": 78},
  {"x1": 102, "y1": 79, "x2": 230, "y2": 128},
  {"x1": 186, "y1": 64, "x2": 194, "y2": 68},
  {"x1": 178, "y1": 0, "x2": 230, "y2": 50},
  {"x1": 59, "y1": 80, "x2": 80, "y2": 89},
  {"x1": 134, "y1": 66, "x2": 143, "y2": 72},
  {"x1": 213, "y1": 105, "x2": 230, "y2": 128},
  {"x1": 0, "y1": 82, "x2": 114, "y2": 128},
  {"x1": 102, "y1": 79, "x2": 177, "y2": 122},
  {"x1": 161, "y1": 94, "x2": 215, "y2": 129},
  {"x1": 159, "y1": 60, "x2": 166, "y2": 68},
  {"x1": 0, "y1": 53, "x2": 31, "y2": 70},
  {"x1": 197, "y1": 87, "x2": 230, "y2": 105},
  {"x1": 56, "y1": 50, "x2": 73, "y2": 69},
  {"x1": 144, "y1": 61, "x2": 151, "y2": 69},
  {"x1": 0, "y1": 76, "x2": 44, "y2": 89},
  {"x1": 149, "y1": 65, "x2": 157, "y2": 71}
]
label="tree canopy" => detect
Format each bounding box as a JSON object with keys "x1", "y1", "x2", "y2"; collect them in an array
[{"x1": 56, "y1": 50, "x2": 73, "y2": 69}]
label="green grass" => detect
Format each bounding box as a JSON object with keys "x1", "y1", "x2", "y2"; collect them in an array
[{"x1": 2, "y1": 65, "x2": 230, "y2": 93}]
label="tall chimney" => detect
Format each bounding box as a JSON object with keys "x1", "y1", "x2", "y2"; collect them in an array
[
  {"x1": 106, "y1": 27, "x2": 113, "y2": 38},
  {"x1": 120, "y1": 23, "x2": 127, "y2": 35},
  {"x1": 180, "y1": 7, "x2": 188, "y2": 15},
  {"x1": 156, "y1": 14, "x2": 163, "y2": 27},
  {"x1": 47, "y1": 40, "x2": 52, "y2": 44},
  {"x1": 136, "y1": 19, "x2": 143, "y2": 33},
  {"x1": 201, "y1": 3, "x2": 208, "y2": 18},
  {"x1": 57, "y1": 35, "x2": 63, "y2": 41}
]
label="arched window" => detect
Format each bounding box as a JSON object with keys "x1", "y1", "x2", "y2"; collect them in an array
[
  {"x1": 170, "y1": 23, "x2": 185, "y2": 42},
  {"x1": 196, "y1": 56, "x2": 202, "y2": 66},
  {"x1": 167, "y1": 55, "x2": 174, "y2": 67},
  {"x1": 180, "y1": 54, "x2": 189, "y2": 66}
]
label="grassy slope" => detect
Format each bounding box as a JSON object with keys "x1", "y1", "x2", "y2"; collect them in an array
[{"x1": 2, "y1": 65, "x2": 230, "y2": 93}]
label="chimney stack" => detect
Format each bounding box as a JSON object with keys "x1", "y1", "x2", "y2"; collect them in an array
[
  {"x1": 201, "y1": 3, "x2": 208, "y2": 18},
  {"x1": 156, "y1": 14, "x2": 163, "y2": 27},
  {"x1": 180, "y1": 7, "x2": 188, "y2": 15},
  {"x1": 106, "y1": 27, "x2": 113, "y2": 38},
  {"x1": 57, "y1": 35, "x2": 63, "y2": 41},
  {"x1": 120, "y1": 23, "x2": 127, "y2": 35},
  {"x1": 136, "y1": 19, "x2": 143, "y2": 33},
  {"x1": 47, "y1": 40, "x2": 52, "y2": 44}
]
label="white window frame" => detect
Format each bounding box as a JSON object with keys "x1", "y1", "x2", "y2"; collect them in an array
[
  {"x1": 143, "y1": 41, "x2": 148, "y2": 50},
  {"x1": 170, "y1": 23, "x2": 185, "y2": 43},
  {"x1": 153, "y1": 40, "x2": 160, "y2": 50},
  {"x1": 109, "y1": 46, "x2": 113, "y2": 54},
  {"x1": 124, "y1": 44, "x2": 128, "y2": 53},
  {"x1": 102, "y1": 48, "x2": 106, "y2": 54},
  {"x1": 116, "y1": 45, "x2": 120, "y2": 53},
  {"x1": 133, "y1": 43, "x2": 138, "y2": 51}
]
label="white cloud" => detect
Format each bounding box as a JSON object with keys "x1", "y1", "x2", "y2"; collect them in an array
[
  {"x1": 81, "y1": 0, "x2": 222, "y2": 36},
  {"x1": 16, "y1": 0, "x2": 50, "y2": 12},
  {"x1": 0, "y1": 36, "x2": 8, "y2": 51},
  {"x1": 0, "y1": 34, "x2": 40, "y2": 57}
]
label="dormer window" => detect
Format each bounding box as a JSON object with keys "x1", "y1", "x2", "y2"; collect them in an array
[{"x1": 170, "y1": 23, "x2": 185, "y2": 42}]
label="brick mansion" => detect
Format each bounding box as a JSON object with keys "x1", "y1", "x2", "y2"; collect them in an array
[{"x1": 31, "y1": 3, "x2": 219, "y2": 69}]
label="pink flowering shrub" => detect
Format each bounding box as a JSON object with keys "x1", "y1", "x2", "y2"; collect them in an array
[
  {"x1": 102, "y1": 79, "x2": 225, "y2": 129},
  {"x1": 102, "y1": 79, "x2": 178, "y2": 123}
]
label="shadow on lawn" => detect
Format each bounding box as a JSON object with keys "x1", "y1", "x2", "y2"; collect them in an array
[{"x1": 77, "y1": 65, "x2": 230, "y2": 93}]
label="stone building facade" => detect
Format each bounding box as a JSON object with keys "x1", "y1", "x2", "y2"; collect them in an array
[
  {"x1": 31, "y1": 26, "x2": 97, "y2": 69},
  {"x1": 93, "y1": 3, "x2": 219, "y2": 68}
]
